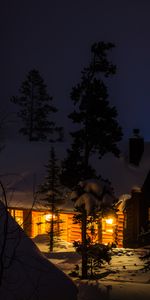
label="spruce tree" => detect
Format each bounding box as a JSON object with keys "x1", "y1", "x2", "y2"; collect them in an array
[
  {"x1": 60, "y1": 142, "x2": 96, "y2": 188},
  {"x1": 69, "y1": 42, "x2": 122, "y2": 169},
  {"x1": 61, "y1": 42, "x2": 123, "y2": 278},
  {"x1": 39, "y1": 146, "x2": 63, "y2": 252},
  {"x1": 11, "y1": 69, "x2": 62, "y2": 142}
]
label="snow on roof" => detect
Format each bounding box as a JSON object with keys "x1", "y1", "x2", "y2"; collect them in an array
[
  {"x1": 117, "y1": 194, "x2": 131, "y2": 211},
  {"x1": 1, "y1": 190, "x2": 48, "y2": 210},
  {"x1": 0, "y1": 201, "x2": 78, "y2": 300},
  {"x1": 1, "y1": 190, "x2": 74, "y2": 212},
  {"x1": 92, "y1": 141, "x2": 150, "y2": 197},
  {"x1": 0, "y1": 140, "x2": 150, "y2": 210}
]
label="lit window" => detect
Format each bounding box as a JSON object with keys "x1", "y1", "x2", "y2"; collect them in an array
[
  {"x1": 14, "y1": 210, "x2": 23, "y2": 227},
  {"x1": 106, "y1": 229, "x2": 113, "y2": 233},
  {"x1": 45, "y1": 213, "x2": 55, "y2": 222},
  {"x1": 105, "y1": 218, "x2": 113, "y2": 225}
]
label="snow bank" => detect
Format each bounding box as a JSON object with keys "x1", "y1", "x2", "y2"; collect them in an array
[
  {"x1": 0, "y1": 201, "x2": 78, "y2": 300},
  {"x1": 77, "y1": 281, "x2": 150, "y2": 300}
]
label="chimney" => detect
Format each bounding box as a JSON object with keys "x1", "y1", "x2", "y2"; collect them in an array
[{"x1": 129, "y1": 129, "x2": 144, "y2": 166}]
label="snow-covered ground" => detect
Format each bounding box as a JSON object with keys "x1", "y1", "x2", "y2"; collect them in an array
[
  {"x1": 1, "y1": 203, "x2": 149, "y2": 300},
  {"x1": 0, "y1": 203, "x2": 77, "y2": 300},
  {"x1": 34, "y1": 235, "x2": 150, "y2": 300}
]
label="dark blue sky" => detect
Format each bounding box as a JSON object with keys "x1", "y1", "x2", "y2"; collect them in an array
[
  {"x1": 1, "y1": 0, "x2": 150, "y2": 196},
  {"x1": 1, "y1": 0, "x2": 150, "y2": 140}
]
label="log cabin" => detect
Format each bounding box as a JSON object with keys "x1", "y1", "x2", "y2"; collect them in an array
[
  {"x1": 3, "y1": 129, "x2": 150, "y2": 248},
  {"x1": 8, "y1": 201, "x2": 124, "y2": 247}
]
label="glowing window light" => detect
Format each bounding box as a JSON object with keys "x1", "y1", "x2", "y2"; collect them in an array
[
  {"x1": 45, "y1": 213, "x2": 55, "y2": 222},
  {"x1": 106, "y1": 229, "x2": 113, "y2": 233},
  {"x1": 105, "y1": 218, "x2": 113, "y2": 225},
  {"x1": 16, "y1": 217, "x2": 21, "y2": 223}
]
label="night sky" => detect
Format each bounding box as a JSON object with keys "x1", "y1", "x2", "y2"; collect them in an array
[{"x1": 1, "y1": 0, "x2": 150, "y2": 196}]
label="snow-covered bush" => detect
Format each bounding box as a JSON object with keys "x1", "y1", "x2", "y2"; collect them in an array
[
  {"x1": 73, "y1": 239, "x2": 112, "y2": 278},
  {"x1": 71, "y1": 179, "x2": 115, "y2": 215},
  {"x1": 71, "y1": 178, "x2": 115, "y2": 279}
]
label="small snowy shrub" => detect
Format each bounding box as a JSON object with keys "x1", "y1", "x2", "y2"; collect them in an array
[
  {"x1": 140, "y1": 250, "x2": 150, "y2": 271},
  {"x1": 73, "y1": 239, "x2": 112, "y2": 278}
]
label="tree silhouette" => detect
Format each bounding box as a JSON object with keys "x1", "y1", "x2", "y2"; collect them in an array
[
  {"x1": 39, "y1": 147, "x2": 63, "y2": 251},
  {"x1": 11, "y1": 69, "x2": 62, "y2": 142},
  {"x1": 61, "y1": 41, "x2": 123, "y2": 278}
]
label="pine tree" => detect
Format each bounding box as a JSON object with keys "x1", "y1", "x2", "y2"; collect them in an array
[
  {"x1": 39, "y1": 146, "x2": 63, "y2": 252},
  {"x1": 60, "y1": 142, "x2": 96, "y2": 188},
  {"x1": 11, "y1": 69, "x2": 62, "y2": 142},
  {"x1": 69, "y1": 42, "x2": 122, "y2": 169},
  {"x1": 61, "y1": 42, "x2": 123, "y2": 278}
]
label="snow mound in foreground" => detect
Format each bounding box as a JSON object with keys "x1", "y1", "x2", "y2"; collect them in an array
[
  {"x1": 78, "y1": 281, "x2": 150, "y2": 300},
  {"x1": 0, "y1": 201, "x2": 77, "y2": 300}
]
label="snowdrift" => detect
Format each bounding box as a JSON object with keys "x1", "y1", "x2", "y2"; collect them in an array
[{"x1": 0, "y1": 201, "x2": 77, "y2": 300}]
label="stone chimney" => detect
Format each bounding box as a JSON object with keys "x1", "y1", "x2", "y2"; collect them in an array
[{"x1": 129, "y1": 129, "x2": 144, "y2": 166}]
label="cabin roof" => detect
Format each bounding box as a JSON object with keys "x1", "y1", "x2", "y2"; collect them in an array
[
  {"x1": 1, "y1": 141, "x2": 150, "y2": 209},
  {"x1": 93, "y1": 141, "x2": 150, "y2": 197},
  {"x1": 2, "y1": 190, "x2": 74, "y2": 212}
]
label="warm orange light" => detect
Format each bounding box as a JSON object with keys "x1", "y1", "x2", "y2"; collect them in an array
[
  {"x1": 105, "y1": 218, "x2": 113, "y2": 225},
  {"x1": 106, "y1": 229, "x2": 113, "y2": 233},
  {"x1": 45, "y1": 213, "x2": 55, "y2": 221}
]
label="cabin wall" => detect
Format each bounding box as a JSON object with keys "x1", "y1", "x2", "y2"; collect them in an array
[
  {"x1": 123, "y1": 192, "x2": 140, "y2": 248},
  {"x1": 31, "y1": 211, "x2": 49, "y2": 237},
  {"x1": 9, "y1": 209, "x2": 23, "y2": 228},
  {"x1": 99, "y1": 211, "x2": 124, "y2": 247},
  {"x1": 23, "y1": 210, "x2": 32, "y2": 237},
  {"x1": 101, "y1": 218, "x2": 116, "y2": 245},
  {"x1": 59, "y1": 213, "x2": 81, "y2": 243},
  {"x1": 116, "y1": 209, "x2": 124, "y2": 248},
  {"x1": 8, "y1": 208, "x2": 124, "y2": 247}
]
